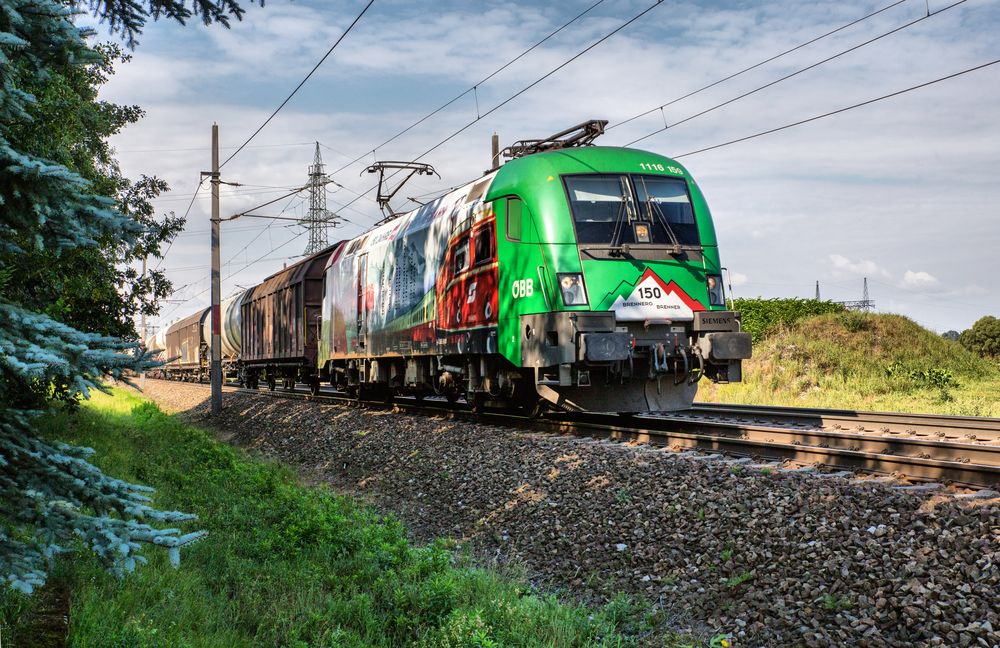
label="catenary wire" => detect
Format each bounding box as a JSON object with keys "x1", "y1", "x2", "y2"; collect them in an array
[
  {"x1": 153, "y1": 178, "x2": 204, "y2": 271},
  {"x1": 327, "y1": 0, "x2": 608, "y2": 177},
  {"x1": 410, "y1": 0, "x2": 665, "y2": 164},
  {"x1": 331, "y1": 0, "x2": 666, "y2": 218},
  {"x1": 624, "y1": 0, "x2": 968, "y2": 146},
  {"x1": 607, "y1": 0, "x2": 911, "y2": 131},
  {"x1": 219, "y1": 0, "x2": 376, "y2": 169},
  {"x1": 671, "y1": 57, "x2": 1000, "y2": 158}
]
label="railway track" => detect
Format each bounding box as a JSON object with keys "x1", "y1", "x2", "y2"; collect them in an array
[{"x1": 147, "y1": 379, "x2": 1000, "y2": 489}]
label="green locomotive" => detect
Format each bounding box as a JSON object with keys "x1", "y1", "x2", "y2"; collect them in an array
[{"x1": 318, "y1": 122, "x2": 751, "y2": 412}]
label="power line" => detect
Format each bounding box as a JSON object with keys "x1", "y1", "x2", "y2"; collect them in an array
[
  {"x1": 672, "y1": 57, "x2": 1000, "y2": 158},
  {"x1": 222, "y1": 194, "x2": 305, "y2": 269},
  {"x1": 327, "y1": 0, "x2": 608, "y2": 176},
  {"x1": 153, "y1": 178, "x2": 204, "y2": 271},
  {"x1": 220, "y1": 0, "x2": 376, "y2": 169},
  {"x1": 118, "y1": 142, "x2": 316, "y2": 154},
  {"x1": 608, "y1": 0, "x2": 910, "y2": 131},
  {"x1": 411, "y1": 0, "x2": 665, "y2": 164},
  {"x1": 330, "y1": 0, "x2": 665, "y2": 217},
  {"x1": 625, "y1": 0, "x2": 967, "y2": 147},
  {"x1": 152, "y1": 185, "x2": 303, "y2": 205}
]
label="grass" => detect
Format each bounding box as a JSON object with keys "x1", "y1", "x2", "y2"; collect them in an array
[
  {"x1": 701, "y1": 312, "x2": 1000, "y2": 416},
  {"x1": 0, "y1": 389, "x2": 691, "y2": 647}
]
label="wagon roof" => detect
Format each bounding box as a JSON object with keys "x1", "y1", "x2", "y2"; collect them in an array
[
  {"x1": 247, "y1": 241, "x2": 345, "y2": 300},
  {"x1": 166, "y1": 307, "x2": 209, "y2": 335}
]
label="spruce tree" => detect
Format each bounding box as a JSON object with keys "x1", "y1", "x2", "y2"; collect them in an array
[{"x1": 1, "y1": 0, "x2": 253, "y2": 594}]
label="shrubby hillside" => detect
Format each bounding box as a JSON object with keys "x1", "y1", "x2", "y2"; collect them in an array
[{"x1": 705, "y1": 306, "x2": 1000, "y2": 416}]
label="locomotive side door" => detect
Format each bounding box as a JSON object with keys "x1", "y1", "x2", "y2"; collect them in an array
[{"x1": 356, "y1": 253, "x2": 368, "y2": 350}]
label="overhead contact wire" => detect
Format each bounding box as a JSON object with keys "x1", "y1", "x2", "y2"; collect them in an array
[
  {"x1": 608, "y1": 0, "x2": 911, "y2": 131},
  {"x1": 220, "y1": 0, "x2": 376, "y2": 169},
  {"x1": 411, "y1": 0, "x2": 665, "y2": 163},
  {"x1": 327, "y1": 0, "x2": 608, "y2": 177},
  {"x1": 673, "y1": 58, "x2": 1000, "y2": 158},
  {"x1": 625, "y1": 0, "x2": 968, "y2": 146},
  {"x1": 336, "y1": 0, "x2": 665, "y2": 216}
]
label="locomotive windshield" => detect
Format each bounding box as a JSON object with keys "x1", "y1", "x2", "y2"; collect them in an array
[{"x1": 564, "y1": 174, "x2": 700, "y2": 246}]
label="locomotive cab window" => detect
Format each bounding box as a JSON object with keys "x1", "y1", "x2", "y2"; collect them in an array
[
  {"x1": 473, "y1": 227, "x2": 494, "y2": 265},
  {"x1": 564, "y1": 175, "x2": 628, "y2": 244},
  {"x1": 452, "y1": 236, "x2": 469, "y2": 276},
  {"x1": 633, "y1": 175, "x2": 699, "y2": 246},
  {"x1": 564, "y1": 173, "x2": 700, "y2": 247}
]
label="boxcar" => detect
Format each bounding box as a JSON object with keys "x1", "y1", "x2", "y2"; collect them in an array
[
  {"x1": 163, "y1": 308, "x2": 209, "y2": 381},
  {"x1": 241, "y1": 245, "x2": 341, "y2": 391}
]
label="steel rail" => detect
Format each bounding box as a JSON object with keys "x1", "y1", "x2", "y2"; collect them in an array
[
  {"x1": 143, "y1": 379, "x2": 1000, "y2": 489},
  {"x1": 685, "y1": 402, "x2": 1000, "y2": 442}
]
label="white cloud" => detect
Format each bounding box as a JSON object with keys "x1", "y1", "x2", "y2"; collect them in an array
[
  {"x1": 729, "y1": 272, "x2": 749, "y2": 287},
  {"x1": 828, "y1": 254, "x2": 892, "y2": 280},
  {"x1": 901, "y1": 270, "x2": 941, "y2": 290}
]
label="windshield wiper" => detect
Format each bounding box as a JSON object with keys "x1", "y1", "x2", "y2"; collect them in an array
[
  {"x1": 639, "y1": 177, "x2": 683, "y2": 255},
  {"x1": 608, "y1": 177, "x2": 630, "y2": 255}
]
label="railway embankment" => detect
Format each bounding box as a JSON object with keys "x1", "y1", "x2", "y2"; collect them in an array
[{"x1": 145, "y1": 380, "x2": 1000, "y2": 648}]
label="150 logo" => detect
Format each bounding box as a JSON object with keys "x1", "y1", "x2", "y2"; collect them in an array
[{"x1": 512, "y1": 278, "x2": 534, "y2": 299}]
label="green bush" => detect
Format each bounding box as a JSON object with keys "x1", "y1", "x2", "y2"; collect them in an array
[
  {"x1": 733, "y1": 298, "x2": 846, "y2": 342},
  {"x1": 959, "y1": 315, "x2": 1000, "y2": 358}
]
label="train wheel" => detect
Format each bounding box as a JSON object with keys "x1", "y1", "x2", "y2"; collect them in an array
[
  {"x1": 309, "y1": 377, "x2": 320, "y2": 396},
  {"x1": 266, "y1": 375, "x2": 276, "y2": 391},
  {"x1": 445, "y1": 388, "x2": 459, "y2": 406}
]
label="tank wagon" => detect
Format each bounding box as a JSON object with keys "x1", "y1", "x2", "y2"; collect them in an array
[
  {"x1": 242, "y1": 248, "x2": 338, "y2": 391},
  {"x1": 317, "y1": 141, "x2": 751, "y2": 412},
  {"x1": 201, "y1": 289, "x2": 247, "y2": 378}
]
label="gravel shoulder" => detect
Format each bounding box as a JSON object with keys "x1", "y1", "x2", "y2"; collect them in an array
[{"x1": 137, "y1": 380, "x2": 1000, "y2": 648}]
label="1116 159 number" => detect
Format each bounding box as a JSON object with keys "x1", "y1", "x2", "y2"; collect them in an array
[{"x1": 639, "y1": 162, "x2": 683, "y2": 175}]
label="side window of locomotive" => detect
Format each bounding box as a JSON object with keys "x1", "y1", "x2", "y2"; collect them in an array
[
  {"x1": 632, "y1": 175, "x2": 700, "y2": 245},
  {"x1": 453, "y1": 236, "x2": 469, "y2": 276},
  {"x1": 564, "y1": 175, "x2": 629, "y2": 244},
  {"x1": 506, "y1": 197, "x2": 522, "y2": 241},
  {"x1": 474, "y1": 227, "x2": 493, "y2": 265}
]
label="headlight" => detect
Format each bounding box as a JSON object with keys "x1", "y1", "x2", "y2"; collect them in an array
[
  {"x1": 558, "y1": 273, "x2": 588, "y2": 306},
  {"x1": 707, "y1": 274, "x2": 725, "y2": 306}
]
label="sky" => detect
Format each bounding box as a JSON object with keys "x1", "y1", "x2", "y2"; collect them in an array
[{"x1": 84, "y1": 0, "x2": 1000, "y2": 334}]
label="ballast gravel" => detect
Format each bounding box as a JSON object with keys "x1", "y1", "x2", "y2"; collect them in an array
[{"x1": 139, "y1": 381, "x2": 999, "y2": 648}]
